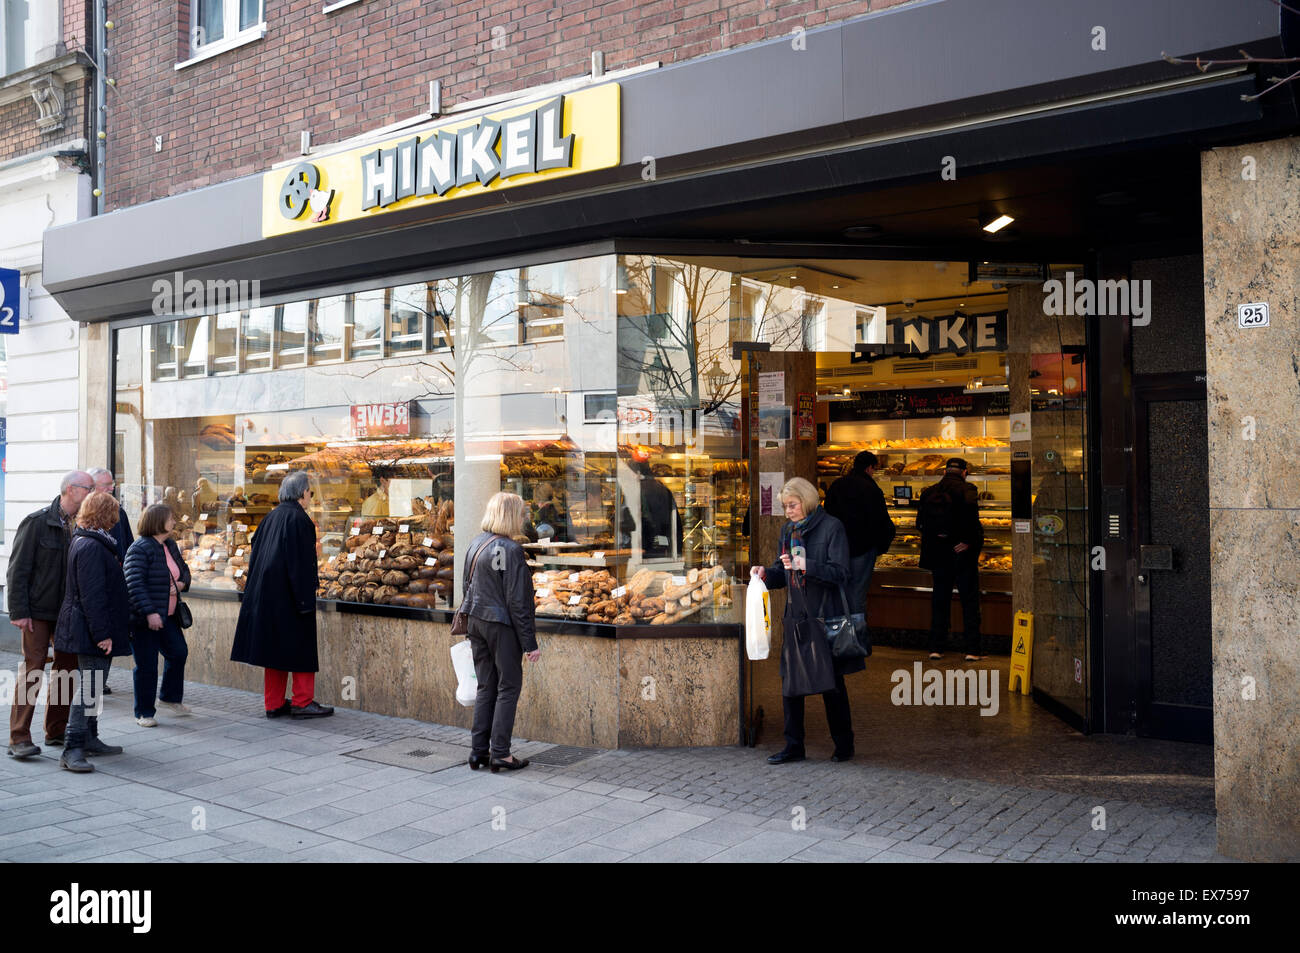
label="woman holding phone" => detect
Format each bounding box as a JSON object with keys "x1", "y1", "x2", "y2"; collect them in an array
[{"x1": 751, "y1": 477, "x2": 861, "y2": 765}]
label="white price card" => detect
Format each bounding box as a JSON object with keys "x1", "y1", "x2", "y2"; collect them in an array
[
  {"x1": 1238, "y1": 302, "x2": 1270, "y2": 328},
  {"x1": 537, "y1": 537, "x2": 552, "y2": 545},
  {"x1": 569, "y1": 572, "x2": 581, "y2": 583},
  {"x1": 350, "y1": 527, "x2": 361, "y2": 536},
  {"x1": 425, "y1": 557, "x2": 437, "y2": 566},
  {"x1": 591, "y1": 551, "x2": 605, "y2": 560},
  {"x1": 372, "y1": 527, "x2": 383, "y2": 535},
  {"x1": 612, "y1": 586, "x2": 627, "y2": 599},
  {"x1": 568, "y1": 595, "x2": 583, "y2": 606},
  {"x1": 378, "y1": 550, "x2": 387, "y2": 558},
  {"x1": 423, "y1": 537, "x2": 434, "y2": 547},
  {"x1": 235, "y1": 548, "x2": 245, "y2": 557},
  {"x1": 399, "y1": 524, "x2": 409, "y2": 533},
  {"x1": 536, "y1": 588, "x2": 551, "y2": 599},
  {"x1": 671, "y1": 575, "x2": 687, "y2": 586},
  {"x1": 234, "y1": 569, "x2": 244, "y2": 578},
  {"x1": 199, "y1": 513, "x2": 209, "y2": 521},
  {"x1": 347, "y1": 553, "x2": 357, "y2": 562},
  {"x1": 232, "y1": 507, "x2": 247, "y2": 514}
]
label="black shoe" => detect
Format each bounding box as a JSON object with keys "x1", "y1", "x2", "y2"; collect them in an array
[
  {"x1": 44, "y1": 735, "x2": 64, "y2": 747},
  {"x1": 767, "y1": 747, "x2": 806, "y2": 765},
  {"x1": 60, "y1": 748, "x2": 94, "y2": 773},
  {"x1": 831, "y1": 749, "x2": 854, "y2": 763},
  {"x1": 468, "y1": 754, "x2": 490, "y2": 771},
  {"x1": 265, "y1": 702, "x2": 292, "y2": 719},
  {"x1": 7, "y1": 741, "x2": 40, "y2": 759},
  {"x1": 489, "y1": 756, "x2": 529, "y2": 773},
  {"x1": 291, "y1": 701, "x2": 334, "y2": 719},
  {"x1": 85, "y1": 737, "x2": 123, "y2": 756}
]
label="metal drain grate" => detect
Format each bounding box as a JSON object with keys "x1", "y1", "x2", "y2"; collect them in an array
[
  {"x1": 528, "y1": 745, "x2": 601, "y2": 766},
  {"x1": 406, "y1": 749, "x2": 439, "y2": 758},
  {"x1": 344, "y1": 737, "x2": 468, "y2": 773}
]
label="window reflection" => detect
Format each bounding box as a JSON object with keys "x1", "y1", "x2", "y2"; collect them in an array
[
  {"x1": 243, "y1": 306, "x2": 274, "y2": 370},
  {"x1": 351, "y1": 290, "x2": 385, "y2": 360},
  {"x1": 311, "y1": 295, "x2": 346, "y2": 363},
  {"x1": 212, "y1": 311, "x2": 240, "y2": 375},
  {"x1": 389, "y1": 283, "x2": 427, "y2": 355},
  {"x1": 279, "y1": 301, "x2": 308, "y2": 366}
]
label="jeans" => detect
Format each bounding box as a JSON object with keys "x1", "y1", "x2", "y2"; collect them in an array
[
  {"x1": 467, "y1": 616, "x2": 524, "y2": 760},
  {"x1": 929, "y1": 554, "x2": 983, "y2": 655},
  {"x1": 66, "y1": 654, "x2": 112, "y2": 749},
  {"x1": 782, "y1": 668, "x2": 853, "y2": 754},
  {"x1": 847, "y1": 550, "x2": 878, "y2": 617},
  {"x1": 132, "y1": 617, "x2": 189, "y2": 718}
]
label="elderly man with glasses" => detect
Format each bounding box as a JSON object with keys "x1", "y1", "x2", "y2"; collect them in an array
[{"x1": 6, "y1": 470, "x2": 95, "y2": 759}]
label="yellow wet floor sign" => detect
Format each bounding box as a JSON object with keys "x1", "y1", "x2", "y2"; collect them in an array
[{"x1": 1009, "y1": 611, "x2": 1033, "y2": 694}]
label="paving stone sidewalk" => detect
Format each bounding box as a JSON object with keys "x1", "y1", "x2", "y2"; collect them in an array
[{"x1": 0, "y1": 651, "x2": 1233, "y2": 863}]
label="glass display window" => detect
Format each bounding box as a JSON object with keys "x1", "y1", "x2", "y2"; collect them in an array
[
  {"x1": 350, "y1": 289, "x2": 385, "y2": 360},
  {"x1": 278, "y1": 302, "x2": 308, "y2": 366},
  {"x1": 242, "y1": 305, "x2": 275, "y2": 371},
  {"x1": 310, "y1": 295, "x2": 347, "y2": 363}
]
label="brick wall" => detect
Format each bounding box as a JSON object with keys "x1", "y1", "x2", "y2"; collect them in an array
[{"x1": 103, "y1": 0, "x2": 916, "y2": 211}]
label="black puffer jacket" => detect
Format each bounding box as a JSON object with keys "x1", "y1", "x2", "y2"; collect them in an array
[
  {"x1": 459, "y1": 532, "x2": 538, "y2": 652},
  {"x1": 124, "y1": 535, "x2": 191, "y2": 628},
  {"x1": 53, "y1": 530, "x2": 133, "y2": 658}
]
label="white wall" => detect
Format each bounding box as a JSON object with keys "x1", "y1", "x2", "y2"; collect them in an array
[{"x1": 0, "y1": 157, "x2": 90, "y2": 609}]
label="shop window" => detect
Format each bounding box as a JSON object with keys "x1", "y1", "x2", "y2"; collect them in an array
[
  {"x1": 150, "y1": 321, "x2": 179, "y2": 381},
  {"x1": 310, "y1": 295, "x2": 347, "y2": 364},
  {"x1": 584, "y1": 393, "x2": 617, "y2": 423},
  {"x1": 277, "y1": 301, "x2": 308, "y2": 366},
  {"x1": 211, "y1": 311, "x2": 241, "y2": 375},
  {"x1": 350, "y1": 289, "x2": 385, "y2": 360},
  {"x1": 187, "y1": 0, "x2": 264, "y2": 55},
  {"x1": 242, "y1": 306, "x2": 275, "y2": 371},
  {"x1": 388, "y1": 283, "x2": 428, "y2": 355},
  {"x1": 179, "y1": 316, "x2": 210, "y2": 377},
  {"x1": 0, "y1": 0, "x2": 60, "y2": 76},
  {"x1": 519, "y1": 264, "x2": 567, "y2": 342}
]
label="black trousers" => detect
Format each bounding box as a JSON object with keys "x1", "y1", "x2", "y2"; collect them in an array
[
  {"x1": 467, "y1": 617, "x2": 524, "y2": 760},
  {"x1": 929, "y1": 555, "x2": 982, "y2": 655},
  {"x1": 782, "y1": 668, "x2": 853, "y2": 754}
]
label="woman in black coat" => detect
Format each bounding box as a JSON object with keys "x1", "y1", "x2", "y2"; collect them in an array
[
  {"x1": 459, "y1": 491, "x2": 540, "y2": 772},
  {"x1": 124, "y1": 503, "x2": 192, "y2": 726},
  {"x1": 230, "y1": 471, "x2": 332, "y2": 719},
  {"x1": 751, "y1": 476, "x2": 861, "y2": 765},
  {"x1": 53, "y1": 491, "x2": 133, "y2": 773}
]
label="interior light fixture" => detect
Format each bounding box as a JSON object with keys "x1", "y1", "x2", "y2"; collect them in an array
[{"x1": 982, "y1": 214, "x2": 1015, "y2": 233}]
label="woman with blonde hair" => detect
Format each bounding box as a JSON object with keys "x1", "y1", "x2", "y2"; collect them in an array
[
  {"x1": 458, "y1": 492, "x2": 540, "y2": 772},
  {"x1": 53, "y1": 491, "x2": 132, "y2": 772},
  {"x1": 751, "y1": 476, "x2": 860, "y2": 765}
]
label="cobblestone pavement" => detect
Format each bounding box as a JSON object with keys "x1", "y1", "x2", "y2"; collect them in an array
[{"x1": 0, "y1": 651, "x2": 1232, "y2": 863}]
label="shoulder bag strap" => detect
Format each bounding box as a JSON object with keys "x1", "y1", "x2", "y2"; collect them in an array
[{"x1": 465, "y1": 535, "x2": 500, "y2": 590}]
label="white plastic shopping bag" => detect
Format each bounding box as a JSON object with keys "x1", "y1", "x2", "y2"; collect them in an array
[
  {"x1": 451, "y1": 638, "x2": 477, "y2": 707},
  {"x1": 745, "y1": 576, "x2": 771, "y2": 660}
]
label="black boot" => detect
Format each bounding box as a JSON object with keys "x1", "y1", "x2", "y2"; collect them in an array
[
  {"x1": 85, "y1": 717, "x2": 123, "y2": 756},
  {"x1": 61, "y1": 747, "x2": 94, "y2": 773}
]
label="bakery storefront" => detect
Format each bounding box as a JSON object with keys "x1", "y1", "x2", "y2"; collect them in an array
[{"x1": 40, "y1": 0, "x2": 1300, "y2": 860}]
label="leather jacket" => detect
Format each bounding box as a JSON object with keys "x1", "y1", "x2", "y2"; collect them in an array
[{"x1": 459, "y1": 532, "x2": 538, "y2": 652}]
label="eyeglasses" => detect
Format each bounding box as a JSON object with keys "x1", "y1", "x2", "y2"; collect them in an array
[{"x1": 69, "y1": 484, "x2": 93, "y2": 492}]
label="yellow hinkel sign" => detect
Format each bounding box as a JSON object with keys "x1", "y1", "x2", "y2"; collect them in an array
[{"x1": 261, "y1": 83, "x2": 620, "y2": 238}]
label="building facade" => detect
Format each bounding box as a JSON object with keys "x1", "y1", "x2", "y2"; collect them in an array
[{"x1": 34, "y1": 0, "x2": 1300, "y2": 861}]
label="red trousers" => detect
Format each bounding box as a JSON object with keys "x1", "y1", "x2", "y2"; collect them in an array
[{"x1": 264, "y1": 669, "x2": 315, "y2": 709}]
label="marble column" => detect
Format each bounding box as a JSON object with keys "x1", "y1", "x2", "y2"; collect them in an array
[{"x1": 1201, "y1": 135, "x2": 1300, "y2": 862}]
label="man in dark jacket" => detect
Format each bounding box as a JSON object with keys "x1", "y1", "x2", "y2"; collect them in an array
[
  {"x1": 634, "y1": 460, "x2": 681, "y2": 559},
  {"x1": 824, "y1": 451, "x2": 896, "y2": 616},
  {"x1": 230, "y1": 471, "x2": 333, "y2": 719},
  {"x1": 6, "y1": 470, "x2": 93, "y2": 759},
  {"x1": 916, "y1": 458, "x2": 985, "y2": 660}
]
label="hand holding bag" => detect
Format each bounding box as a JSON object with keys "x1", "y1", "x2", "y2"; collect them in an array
[{"x1": 817, "y1": 586, "x2": 869, "y2": 660}]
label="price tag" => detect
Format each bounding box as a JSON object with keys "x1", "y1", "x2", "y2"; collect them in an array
[
  {"x1": 671, "y1": 575, "x2": 687, "y2": 586},
  {"x1": 236, "y1": 548, "x2": 245, "y2": 557},
  {"x1": 347, "y1": 553, "x2": 357, "y2": 562},
  {"x1": 568, "y1": 573, "x2": 580, "y2": 583},
  {"x1": 423, "y1": 537, "x2": 434, "y2": 547},
  {"x1": 591, "y1": 551, "x2": 605, "y2": 560},
  {"x1": 536, "y1": 587, "x2": 551, "y2": 599},
  {"x1": 399, "y1": 524, "x2": 409, "y2": 533},
  {"x1": 199, "y1": 513, "x2": 209, "y2": 521},
  {"x1": 232, "y1": 507, "x2": 247, "y2": 514},
  {"x1": 234, "y1": 569, "x2": 244, "y2": 578},
  {"x1": 568, "y1": 595, "x2": 583, "y2": 606},
  {"x1": 181, "y1": 515, "x2": 191, "y2": 523},
  {"x1": 350, "y1": 527, "x2": 361, "y2": 536},
  {"x1": 612, "y1": 586, "x2": 627, "y2": 599},
  {"x1": 425, "y1": 557, "x2": 437, "y2": 567},
  {"x1": 372, "y1": 527, "x2": 383, "y2": 535},
  {"x1": 537, "y1": 537, "x2": 552, "y2": 545},
  {"x1": 378, "y1": 550, "x2": 387, "y2": 558}
]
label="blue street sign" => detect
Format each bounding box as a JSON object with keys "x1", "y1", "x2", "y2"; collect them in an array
[{"x1": 0, "y1": 267, "x2": 21, "y2": 335}]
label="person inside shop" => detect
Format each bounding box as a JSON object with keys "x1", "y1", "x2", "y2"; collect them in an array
[
  {"x1": 230, "y1": 470, "x2": 334, "y2": 719},
  {"x1": 823, "y1": 451, "x2": 895, "y2": 618},
  {"x1": 532, "y1": 482, "x2": 564, "y2": 540},
  {"x1": 361, "y1": 470, "x2": 392, "y2": 518},
  {"x1": 633, "y1": 459, "x2": 681, "y2": 559},
  {"x1": 916, "y1": 458, "x2": 985, "y2": 661},
  {"x1": 750, "y1": 477, "x2": 862, "y2": 765},
  {"x1": 459, "y1": 491, "x2": 541, "y2": 772}
]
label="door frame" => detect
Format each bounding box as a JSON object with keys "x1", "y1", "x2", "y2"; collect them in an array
[{"x1": 1132, "y1": 371, "x2": 1212, "y2": 743}]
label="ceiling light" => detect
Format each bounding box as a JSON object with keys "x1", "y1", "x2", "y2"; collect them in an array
[
  {"x1": 832, "y1": 284, "x2": 840, "y2": 289},
  {"x1": 982, "y1": 214, "x2": 1015, "y2": 233}
]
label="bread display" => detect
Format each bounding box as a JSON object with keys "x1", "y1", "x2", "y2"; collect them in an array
[{"x1": 315, "y1": 514, "x2": 455, "y2": 608}]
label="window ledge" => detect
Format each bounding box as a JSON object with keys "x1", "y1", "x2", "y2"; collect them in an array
[
  {"x1": 175, "y1": 23, "x2": 267, "y2": 71},
  {"x1": 322, "y1": 0, "x2": 363, "y2": 12}
]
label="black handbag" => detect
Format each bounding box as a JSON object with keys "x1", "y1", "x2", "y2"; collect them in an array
[
  {"x1": 170, "y1": 571, "x2": 193, "y2": 629},
  {"x1": 781, "y1": 582, "x2": 837, "y2": 697},
  {"x1": 817, "y1": 586, "x2": 870, "y2": 660}
]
